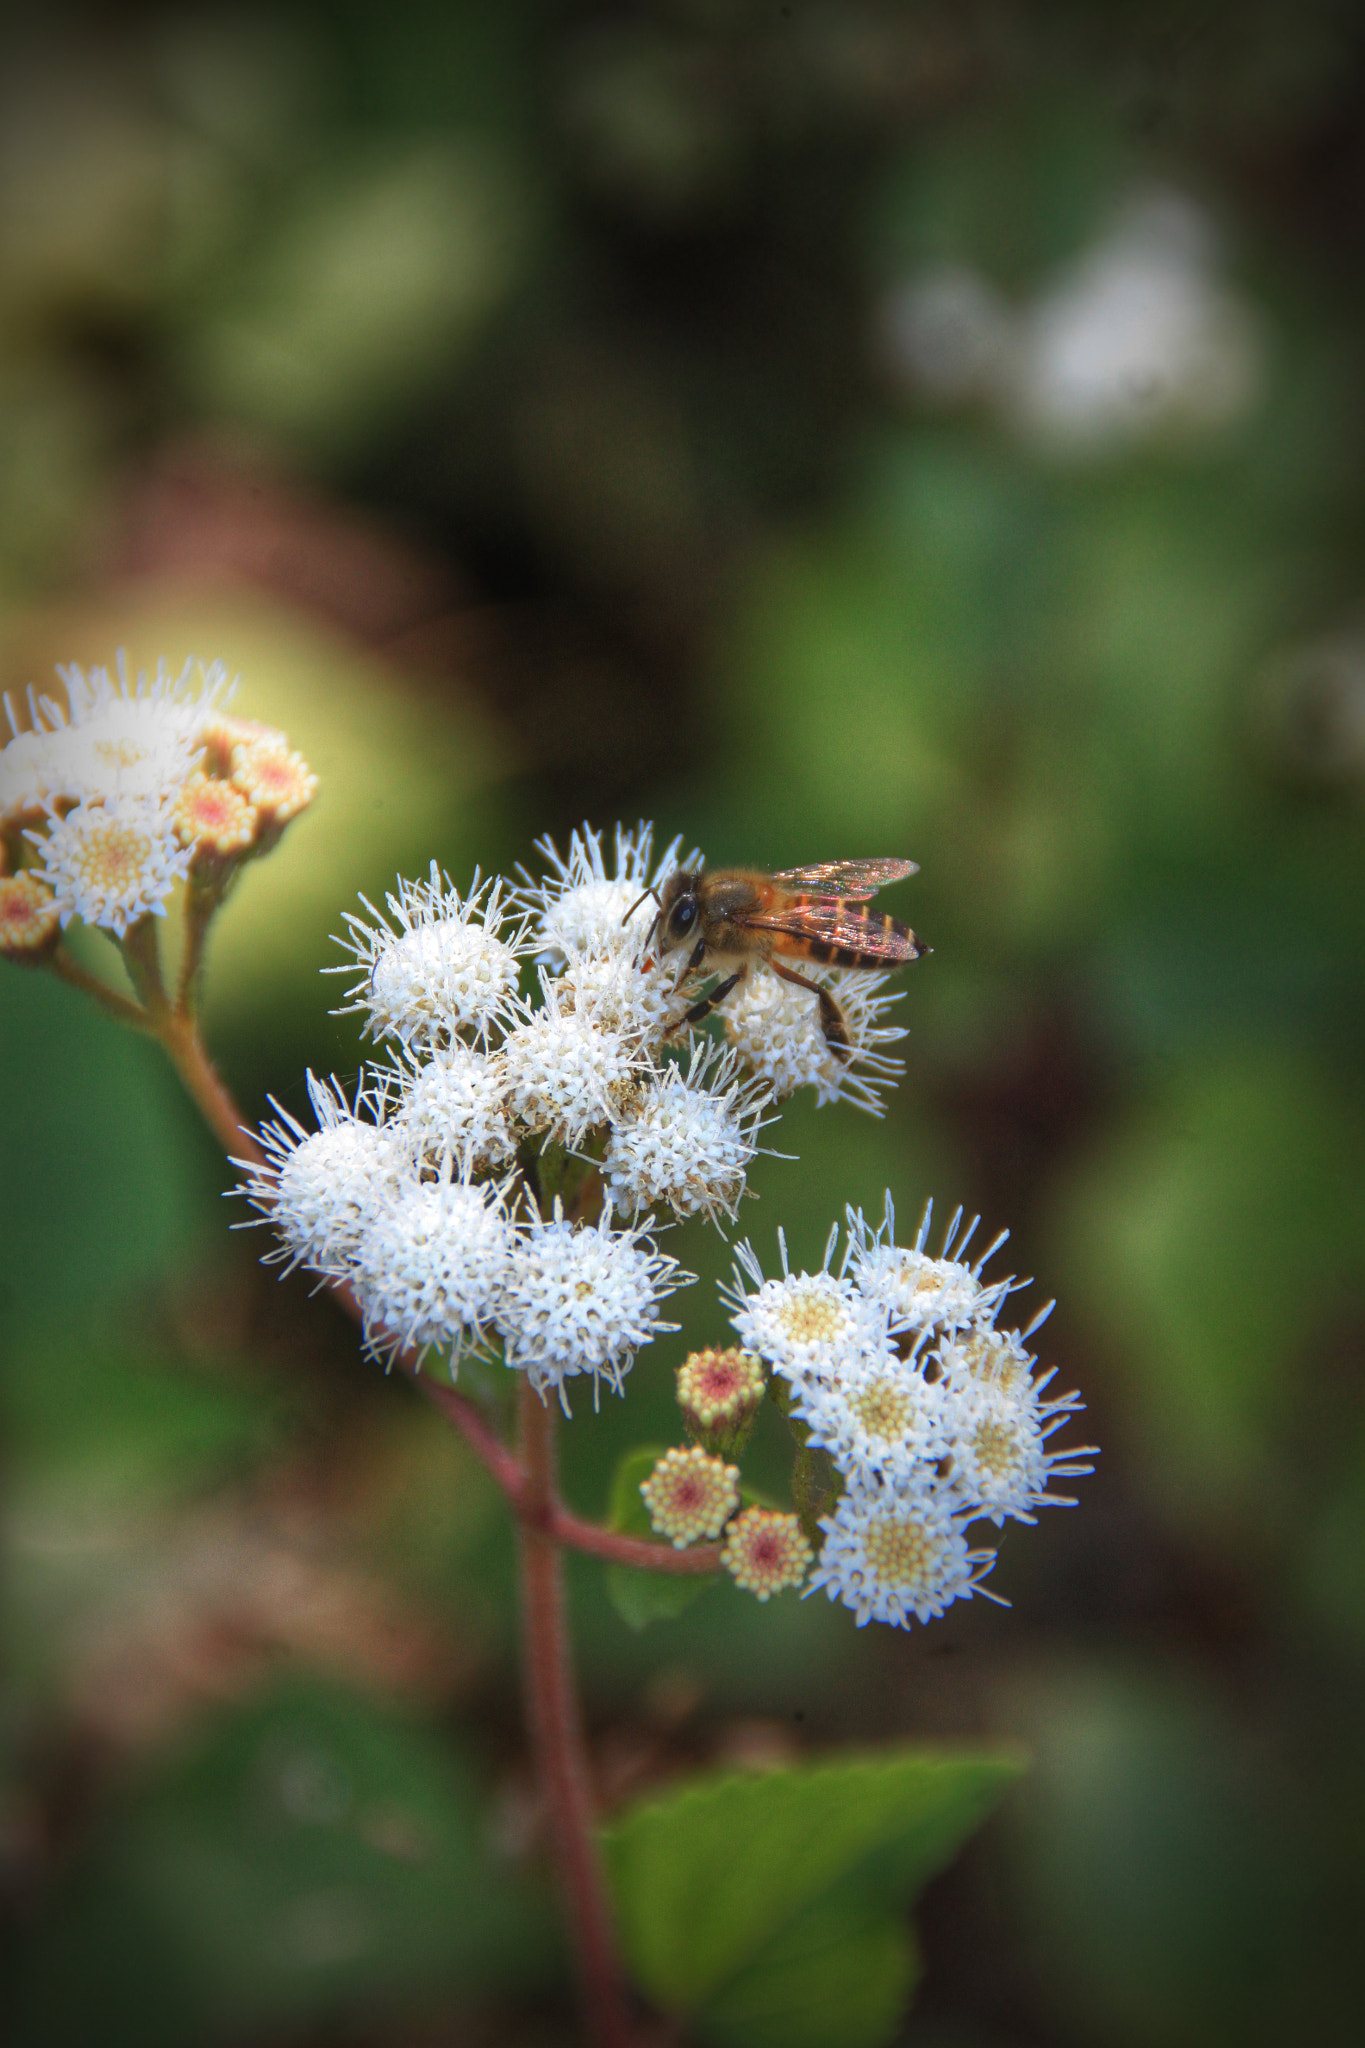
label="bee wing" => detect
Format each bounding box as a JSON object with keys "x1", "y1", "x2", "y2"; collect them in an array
[
  {"x1": 770, "y1": 858, "x2": 919, "y2": 899},
  {"x1": 741, "y1": 899, "x2": 927, "y2": 961}
]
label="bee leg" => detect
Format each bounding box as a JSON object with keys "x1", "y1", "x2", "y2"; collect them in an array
[
  {"x1": 671, "y1": 969, "x2": 745, "y2": 1035},
  {"x1": 674, "y1": 936, "x2": 707, "y2": 989},
  {"x1": 770, "y1": 961, "x2": 851, "y2": 1059}
]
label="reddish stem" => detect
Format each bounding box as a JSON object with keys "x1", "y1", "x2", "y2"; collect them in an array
[{"x1": 517, "y1": 1378, "x2": 637, "y2": 2048}]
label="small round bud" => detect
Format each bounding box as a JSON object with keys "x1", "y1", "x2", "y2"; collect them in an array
[
  {"x1": 676, "y1": 1346, "x2": 765, "y2": 1458},
  {"x1": 640, "y1": 1446, "x2": 740, "y2": 1548},
  {"x1": 175, "y1": 772, "x2": 259, "y2": 858},
  {"x1": 0, "y1": 871, "x2": 60, "y2": 961},
  {"x1": 229, "y1": 731, "x2": 318, "y2": 824},
  {"x1": 720, "y1": 1508, "x2": 812, "y2": 1601}
]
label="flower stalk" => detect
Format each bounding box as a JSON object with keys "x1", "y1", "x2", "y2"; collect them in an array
[{"x1": 517, "y1": 1379, "x2": 637, "y2": 2048}]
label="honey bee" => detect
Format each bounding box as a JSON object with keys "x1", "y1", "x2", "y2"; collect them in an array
[{"x1": 628, "y1": 858, "x2": 927, "y2": 1056}]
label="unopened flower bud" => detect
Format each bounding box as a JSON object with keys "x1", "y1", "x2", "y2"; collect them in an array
[
  {"x1": 229, "y1": 730, "x2": 318, "y2": 827},
  {"x1": 640, "y1": 1445, "x2": 740, "y2": 1548},
  {"x1": 175, "y1": 772, "x2": 259, "y2": 861},
  {"x1": 676, "y1": 1345, "x2": 765, "y2": 1458},
  {"x1": 0, "y1": 871, "x2": 60, "y2": 962},
  {"x1": 720, "y1": 1508, "x2": 812, "y2": 1601}
]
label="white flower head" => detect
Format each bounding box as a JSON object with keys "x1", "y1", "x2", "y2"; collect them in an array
[
  {"x1": 30, "y1": 791, "x2": 192, "y2": 936},
  {"x1": 604, "y1": 1042, "x2": 776, "y2": 1227},
  {"x1": 1, "y1": 718, "x2": 65, "y2": 823},
  {"x1": 720, "y1": 962, "x2": 906, "y2": 1115},
  {"x1": 723, "y1": 1226, "x2": 886, "y2": 1388},
  {"x1": 498, "y1": 971, "x2": 647, "y2": 1148},
  {"x1": 331, "y1": 862, "x2": 534, "y2": 1047},
  {"x1": 932, "y1": 1375, "x2": 1091, "y2": 1526},
  {"x1": 518, "y1": 820, "x2": 696, "y2": 967},
  {"x1": 929, "y1": 1311, "x2": 1097, "y2": 1526},
  {"x1": 807, "y1": 1484, "x2": 1003, "y2": 1630},
  {"x1": 556, "y1": 946, "x2": 683, "y2": 1047},
  {"x1": 845, "y1": 1194, "x2": 1014, "y2": 1338},
  {"x1": 383, "y1": 1041, "x2": 517, "y2": 1177},
  {"x1": 8, "y1": 654, "x2": 233, "y2": 811},
  {"x1": 234, "y1": 1072, "x2": 408, "y2": 1279},
  {"x1": 934, "y1": 1321, "x2": 1041, "y2": 1399},
  {"x1": 790, "y1": 1345, "x2": 955, "y2": 1495},
  {"x1": 352, "y1": 1173, "x2": 513, "y2": 1369},
  {"x1": 496, "y1": 1203, "x2": 690, "y2": 1411}
]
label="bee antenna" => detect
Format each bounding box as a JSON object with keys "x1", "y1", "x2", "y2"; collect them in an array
[{"x1": 622, "y1": 886, "x2": 661, "y2": 925}]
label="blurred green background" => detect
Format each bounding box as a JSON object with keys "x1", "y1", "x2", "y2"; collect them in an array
[{"x1": 3, "y1": 2, "x2": 1365, "y2": 2042}]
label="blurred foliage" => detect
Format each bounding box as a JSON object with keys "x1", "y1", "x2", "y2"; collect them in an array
[{"x1": 4, "y1": 0, "x2": 1365, "y2": 2043}]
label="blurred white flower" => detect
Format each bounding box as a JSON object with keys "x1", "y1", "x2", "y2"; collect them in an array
[
  {"x1": 1007, "y1": 188, "x2": 1265, "y2": 455},
  {"x1": 496, "y1": 1204, "x2": 689, "y2": 1410},
  {"x1": 879, "y1": 261, "x2": 1015, "y2": 403},
  {"x1": 8, "y1": 655, "x2": 233, "y2": 810},
  {"x1": 0, "y1": 719, "x2": 66, "y2": 823},
  {"x1": 880, "y1": 188, "x2": 1265, "y2": 460},
  {"x1": 332, "y1": 862, "x2": 533, "y2": 1046},
  {"x1": 32, "y1": 790, "x2": 192, "y2": 936}
]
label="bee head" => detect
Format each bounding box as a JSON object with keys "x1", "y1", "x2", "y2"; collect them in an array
[{"x1": 658, "y1": 868, "x2": 703, "y2": 952}]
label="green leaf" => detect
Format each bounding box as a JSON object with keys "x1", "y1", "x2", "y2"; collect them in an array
[
  {"x1": 698, "y1": 1892, "x2": 918, "y2": 2048},
  {"x1": 605, "y1": 1444, "x2": 715, "y2": 1631},
  {"x1": 602, "y1": 1746, "x2": 1024, "y2": 2046}
]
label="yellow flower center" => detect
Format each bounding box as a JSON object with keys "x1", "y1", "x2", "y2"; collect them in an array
[
  {"x1": 863, "y1": 1512, "x2": 942, "y2": 1594},
  {"x1": 775, "y1": 1286, "x2": 849, "y2": 1346},
  {"x1": 73, "y1": 817, "x2": 153, "y2": 892},
  {"x1": 972, "y1": 1417, "x2": 1023, "y2": 1480},
  {"x1": 850, "y1": 1375, "x2": 916, "y2": 1441}
]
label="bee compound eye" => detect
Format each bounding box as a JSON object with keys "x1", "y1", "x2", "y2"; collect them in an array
[{"x1": 674, "y1": 900, "x2": 697, "y2": 933}]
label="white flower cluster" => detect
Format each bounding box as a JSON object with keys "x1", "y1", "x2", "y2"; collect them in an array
[
  {"x1": 1, "y1": 653, "x2": 316, "y2": 943},
  {"x1": 724, "y1": 1196, "x2": 1096, "y2": 1630},
  {"x1": 239, "y1": 823, "x2": 922, "y2": 1404}
]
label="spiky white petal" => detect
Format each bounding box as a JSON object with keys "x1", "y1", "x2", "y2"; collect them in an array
[
  {"x1": 807, "y1": 1485, "x2": 1001, "y2": 1629},
  {"x1": 604, "y1": 1044, "x2": 774, "y2": 1225},
  {"x1": 235, "y1": 1073, "x2": 407, "y2": 1278},
  {"x1": 720, "y1": 963, "x2": 906, "y2": 1115},
  {"x1": 352, "y1": 1176, "x2": 512, "y2": 1368},
  {"x1": 496, "y1": 1205, "x2": 689, "y2": 1410},
  {"x1": 846, "y1": 1195, "x2": 1012, "y2": 1336},
  {"x1": 31, "y1": 791, "x2": 192, "y2": 936},
  {"x1": 331, "y1": 863, "x2": 533, "y2": 1046}
]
